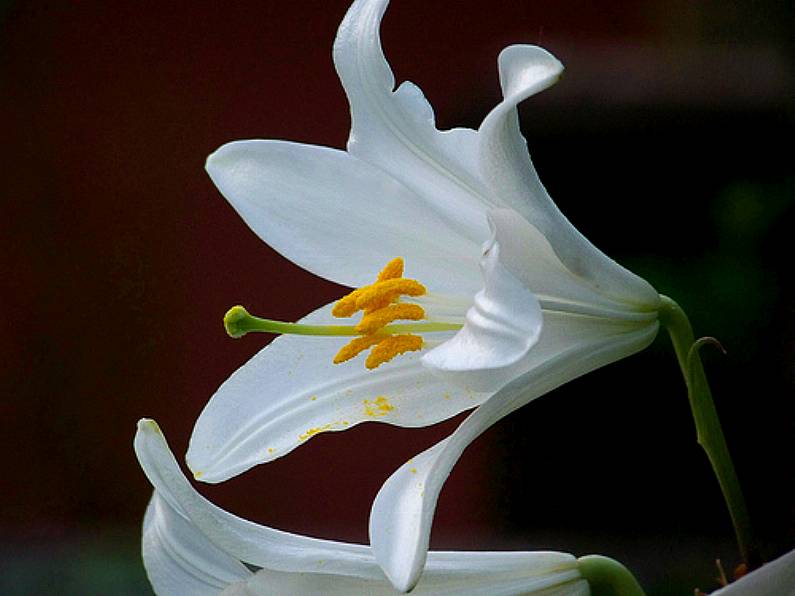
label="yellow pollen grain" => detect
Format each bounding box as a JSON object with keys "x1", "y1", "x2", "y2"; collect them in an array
[
  {"x1": 356, "y1": 303, "x2": 425, "y2": 334},
  {"x1": 310, "y1": 395, "x2": 317, "y2": 401},
  {"x1": 333, "y1": 335, "x2": 384, "y2": 364},
  {"x1": 355, "y1": 278, "x2": 426, "y2": 312},
  {"x1": 376, "y1": 257, "x2": 404, "y2": 281},
  {"x1": 299, "y1": 423, "x2": 333, "y2": 442},
  {"x1": 267, "y1": 448, "x2": 274, "y2": 454},
  {"x1": 365, "y1": 334, "x2": 423, "y2": 369},
  {"x1": 363, "y1": 395, "x2": 395, "y2": 418},
  {"x1": 410, "y1": 467, "x2": 417, "y2": 474}
]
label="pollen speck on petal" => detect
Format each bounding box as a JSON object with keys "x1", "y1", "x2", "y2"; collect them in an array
[
  {"x1": 363, "y1": 395, "x2": 396, "y2": 417},
  {"x1": 299, "y1": 423, "x2": 333, "y2": 441}
]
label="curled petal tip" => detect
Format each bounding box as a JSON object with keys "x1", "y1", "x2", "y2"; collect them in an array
[{"x1": 497, "y1": 44, "x2": 564, "y2": 99}]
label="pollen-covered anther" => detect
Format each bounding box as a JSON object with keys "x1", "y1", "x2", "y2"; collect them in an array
[
  {"x1": 332, "y1": 258, "x2": 429, "y2": 369},
  {"x1": 355, "y1": 278, "x2": 426, "y2": 311},
  {"x1": 331, "y1": 258, "x2": 408, "y2": 317},
  {"x1": 332, "y1": 257, "x2": 425, "y2": 318},
  {"x1": 333, "y1": 335, "x2": 384, "y2": 364},
  {"x1": 376, "y1": 257, "x2": 404, "y2": 281},
  {"x1": 365, "y1": 334, "x2": 423, "y2": 369},
  {"x1": 356, "y1": 303, "x2": 425, "y2": 335},
  {"x1": 331, "y1": 287, "x2": 365, "y2": 318}
]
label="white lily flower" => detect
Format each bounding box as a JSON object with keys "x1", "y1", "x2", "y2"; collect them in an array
[
  {"x1": 189, "y1": 0, "x2": 661, "y2": 589},
  {"x1": 136, "y1": 419, "x2": 591, "y2": 595}
]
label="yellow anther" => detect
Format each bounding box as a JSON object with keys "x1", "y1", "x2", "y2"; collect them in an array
[
  {"x1": 332, "y1": 287, "x2": 365, "y2": 318},
  {"x1": 332, "y1": 258, "x2": 429, "y2": 369},
  {"x1": 376, "y1": 257, "x2": 404, "y2": 281},
  {"x1": 365, "y1": 334, "x2": 423, "y2": 369},
  {"x1": 333, "y1": 335, "x2": 384, "y2": 364},
  {"x1": 333, "y1": 257, "x2": 425, "y2": 318},
  {"x1": 356, "y1": 303, "x2": 425, "y2": 334},
  {"x1": 355, "y1": 278, "x2": 426, "y2": 311},
  {"x1": 332, "y1": 259, "x2": 405, "y2": 317}
]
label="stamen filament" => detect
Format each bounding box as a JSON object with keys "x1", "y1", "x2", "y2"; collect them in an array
[{"x1": 224, "y1": 305, "x2": 460, "y2": 339}]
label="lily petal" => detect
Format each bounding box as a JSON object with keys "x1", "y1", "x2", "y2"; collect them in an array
[
  {"x1": 487, "y1": 209, "x2": 660, "y2": 319},
  {"x1": 188, "y1": 303, "x2": 489, "y2": 484},
  {"x1": 137, "y1": 418, "x2": 381, "y2": 577},
  {"x1": 333, "y1": 0, "x2": 495, "y2": 245},
  {"x1": 478, "y1": 45, "x2": 659, "y2": 308},
  {"x1": 228, "y1": 564, "x2": 587, "y2": 596},
  {"x1": 140, "y1": 419, "x2": 589, "y2": 595},
  {"x1": 710, "y1": 549, "x2": 795, "y2": 595},
  {"x1": 143, "y1": 494, "x2": 251, "y2": 595},
  {"x1": 371, "y1": 317, "x2": 659, "y2": 591},
  {"x1": 422, "y1": 238, "x2": 543, "y2": 392},
  {"x1": 206, "y1": 140, "x2": 481, "y2": 295}
]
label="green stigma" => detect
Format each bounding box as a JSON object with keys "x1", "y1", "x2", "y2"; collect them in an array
[
  {"x1": 224, "y1": 305, "x2": 253, "y2": 338},
  {"x1": 224, "y1": 305, "x2": 359, "y2": 339}
]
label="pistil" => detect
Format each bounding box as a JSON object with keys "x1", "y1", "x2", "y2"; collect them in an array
[{"x1": 224, "y1": 305, "x2": 459, "y2": 339}]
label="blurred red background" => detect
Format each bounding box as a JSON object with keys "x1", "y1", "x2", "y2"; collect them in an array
[{"x1": 2, "y1": 0, "x2": 793, "y2": 593}]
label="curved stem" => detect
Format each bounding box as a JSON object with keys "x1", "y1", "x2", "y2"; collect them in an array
[
  {"x1": 658, "y1": 295, "x2": 755, "y2": 565},
  {"x1": 577, "y1": 555, "x2": 646, "y2": 596}
]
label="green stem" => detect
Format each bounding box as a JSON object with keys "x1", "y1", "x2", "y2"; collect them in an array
[
  {"x1": 658, "y1": 295, "x2": 755, "y2": 565},
  {"x1": 577, "y1": 555, "x2": 646, "y2": 596}
]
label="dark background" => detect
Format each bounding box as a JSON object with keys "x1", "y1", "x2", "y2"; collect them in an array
[{"x1": 2, "y1": 1, "x2": 793, "y2": 594}]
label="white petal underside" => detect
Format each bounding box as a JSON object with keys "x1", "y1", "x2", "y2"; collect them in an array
[
  {"x1": 478, "y1": 45, "x2": 658, "y2": 308},
  {"x1": 371, "y1": 315, "x2": 659, "y2": 591},
  {"x1": 486, "y1": 209, "x2": 659, "y2": 319},
  {"x1": 143, "y1": 494, "x2": 251, "y2": 595},
  {"x1": 187, "y1": 303, "x2": 490, "y2": 484},
  {"x1": 206, "y1": 140, "x2": 482, "y2": 296},
  {"x1": 139, "y1": 420, "x2": 590, "y2": 594}
]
